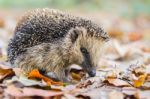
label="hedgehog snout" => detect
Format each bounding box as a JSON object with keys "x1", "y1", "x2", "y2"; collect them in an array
[{"x1": 88, "y1": 69, "x2": 96, "y2": 77}]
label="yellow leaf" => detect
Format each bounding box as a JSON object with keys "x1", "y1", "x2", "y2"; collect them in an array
[
  {"x1": 133, "y1": 74, "x2": 147, "y2": 87},
  {"x1": 71, "y1": 72, "x2": 82, "y2": 81}
]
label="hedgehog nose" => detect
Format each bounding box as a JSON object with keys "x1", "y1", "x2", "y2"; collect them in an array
[{"x1": 88, "y1": 70, "x2": 96, "y2": 77}]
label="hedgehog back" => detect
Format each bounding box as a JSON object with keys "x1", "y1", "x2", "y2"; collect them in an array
[
  {"x1": 7, "y1": 9, "x2": 79, "y2": 64},
  {"x1": 7, "y1": 9, "x2": 109, "y2": 64}
]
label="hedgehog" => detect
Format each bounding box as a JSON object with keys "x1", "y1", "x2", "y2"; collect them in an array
[{"x1": 7, "y1": 8, "x2": 109, "y2": 82}]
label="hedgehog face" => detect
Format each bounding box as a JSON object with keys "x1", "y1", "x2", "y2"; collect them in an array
[{"x1": 67, "y1": 27, "x2": 106, "y2": 77}]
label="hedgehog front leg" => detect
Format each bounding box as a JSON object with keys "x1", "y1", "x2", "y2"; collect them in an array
[
  {"x1": 14, "y1": 55, "x2": 69, "y2": 82},
  {"x1": 53, "y1": 66, "x2": 71, "y2": 83},
  {"x1": 44, "y1": 72, "x2": 60, "y2": 81}
]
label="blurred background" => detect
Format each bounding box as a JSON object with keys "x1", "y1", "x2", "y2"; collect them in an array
[{"x1": 0, "y1": 0, "x2": 150, "y2": 57}]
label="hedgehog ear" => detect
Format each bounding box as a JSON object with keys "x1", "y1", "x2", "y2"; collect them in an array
[{"x1": 70, "y1": 28, "x2": 79, "y2": 43}]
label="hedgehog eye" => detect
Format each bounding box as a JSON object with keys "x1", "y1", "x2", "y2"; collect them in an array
[{"x1": 80, "y1": 47, "x2": 88, "y2": 54}]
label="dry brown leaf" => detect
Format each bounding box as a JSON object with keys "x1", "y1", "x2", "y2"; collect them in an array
[
  {"x1": 6, "y1": 76, "x2": 43, "y2": 87},
  {"x1": 5, "y1": 85, "x2": 22, "y2": 96},
  {"x1": 76, "y1": 80, "x2": 94, "y2": 89},
  {"x1": 108, "y1": 90, "x2": 124, "y2": 99},
  {"x1": 122, "y1": 87, "x2": 140, "y2": 99},
  {"x1": 63, "y1": 94, "x2": 77, "y2": 99},
  {"x1": 129, "y1": 64, "x2": 146, "y2": 76},
  {"x1": 105, "y1": 66, "x2": 122, "y2": 79},
  {"x1": 139, "y1": 90, "x2": 150, "y2": 99},
  {"x1": 146, "y1": 74, "x2": 150, "y2": 82},
  {"x1": 128, "y1": 64, "x2": 149, "y2": 88},
  {"x1": 5, "y1": 85, "x2": 63, "y2": 97},
  {"x1": 23, "y1": 87, "x2": 63, "y2": 97},
  {"x1": 106, "y1": 70, "x2": 119, "y2": 79},
  {"x1": 28, "y1": 69, "x2": 64, "y2": 86},
  {"x1": 105, "y1": 78, "x2": 131, "y2": 87},
  {"x1": 0, "y1": 67, "x2": 14, "y2": 82},
  {"x1": 76, "y1": 88, "x2": 107, "y2": 99},
  {"x1": 141, "y1": 47, "x2": 150, "y2": 53}
]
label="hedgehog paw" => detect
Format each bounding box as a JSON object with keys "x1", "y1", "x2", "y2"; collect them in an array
[{"x1": 44, "y1": 72, "x2": 60, "y2": 82}]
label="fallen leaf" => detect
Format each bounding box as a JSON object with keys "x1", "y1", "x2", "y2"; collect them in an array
[
  {"x1": 104, "y1": 78, "x2": 131, "y2": 87},
  {"x1": 0, "y1": 67, "x2": 14, "y2": 82},
  {"x1": 139, "y1": 90, "x2": 150, "y2": 99},
  {"x1": 63, "y1": 94, "x2": 77, "y2": 99},
  {"x1": 76, "y1": 77, "x2": 104, "y2": 91},
  {"x1": 128, "y1": 32, "x2": 143, "y2": 41},
  {"x1": 140, "y1": 82, "x2": 150, "y2": 90},
  {"x1": 133, "y1": 73, "x2": 147, "y2": 88},
  {"x1": 108, "y1": 29, "x2": 124, "y2": 40},
  {"x1": 28, "y1": 69, "x2": 64, "y2": 86},
  {"x1": 108, "y1": 90, "x2": 124, "y2": 99},
  {"x1": 122, "y1": 87, "x2": 137, "y2": 95},
  {"x1": 129, "y1": 64, "x2": 146, "y2": 76},
  {"x1": 146, "y1": 74, "x2": 150, "y2": 82},
  {"x1": 69, "y1": 64, "x2": 85, "y2": 83},
  {"x1": 122, "y1": 87, "x2": 140, "y2": 99},
  {"x1": 23, "y1": 87, "x2": 63, "y2": 97},
  {"x1": 105, "y1": 68, "x2": 121, "y2": 79},
  {"x1": 76, "y1": 88, "x2": 107, "y2": 99},
  {"x1": 4, "y1": 85, "x2": 22, "y2": 96},
  {"x1": 76, "y1": 88, "x2": 124, "y2": 99},
  {"x1": 5, "y1": 85, "x2": 63, "y2": 97},
  {"x1": 76, "y1": 80, "x2": 94, "y2": 89},
  {"x1": 5, "y1": 76, "x2": 43, "y2": 87},
  {"x1": 141, "y1": 47, "x2": 150, "y2": 53},
  {"x1": 71, "y1": 72, "x2": 82, "y2": 81}
]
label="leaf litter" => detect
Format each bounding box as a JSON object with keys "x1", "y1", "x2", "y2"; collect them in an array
[{"x1": 0, "y1": 12, "x2": 150, "y2": 99}]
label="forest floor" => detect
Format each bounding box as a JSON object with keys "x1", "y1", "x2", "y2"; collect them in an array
[{"x1": 0, "y1": 10, "x2": 150, "y2": 99}]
